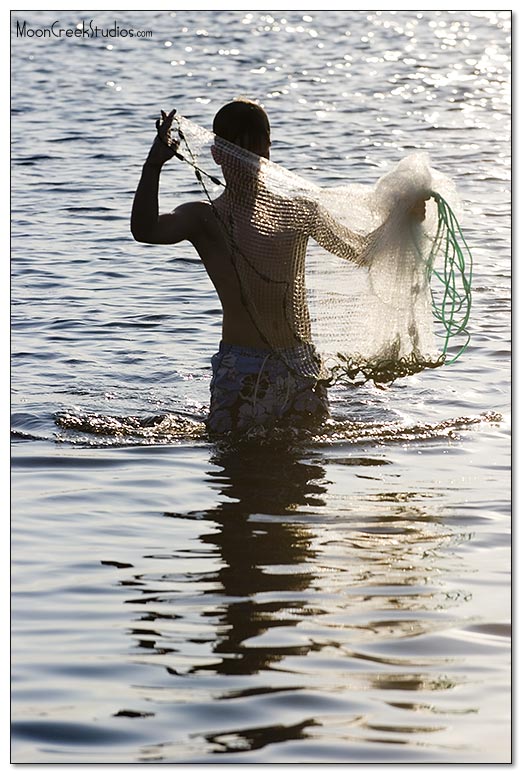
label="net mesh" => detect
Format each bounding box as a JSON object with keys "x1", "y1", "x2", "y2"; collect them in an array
[{"x1": 170, "y1": 115, "x2": 472, "y2": 384}]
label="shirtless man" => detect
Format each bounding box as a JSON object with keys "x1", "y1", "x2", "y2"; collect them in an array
[{"x1": 131, "y1": 99, "x2": 426, "y2": 435}]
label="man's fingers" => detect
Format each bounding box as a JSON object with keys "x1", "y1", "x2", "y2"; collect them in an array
[
  {"x1": 157, "y1": 109, "x2": 176, "y2": 127},
  {"x1": 154, "y1": 110, "x2": 177, "y2": 150}
]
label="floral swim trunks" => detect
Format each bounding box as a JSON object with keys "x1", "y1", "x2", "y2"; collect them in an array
[{"x1": 206, "y1": 341, "x2": 330, "y2": 436}]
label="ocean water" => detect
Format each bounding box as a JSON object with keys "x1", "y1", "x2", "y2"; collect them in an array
[{"x1": 11, "y1": 10, "x2": 511, "y2": 764}]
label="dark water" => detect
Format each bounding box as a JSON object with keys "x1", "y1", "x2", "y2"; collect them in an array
[{"x1": 11, "y1": 10, "x2": 510, "y2": 763}]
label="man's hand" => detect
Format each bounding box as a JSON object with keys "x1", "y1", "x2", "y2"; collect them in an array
[
  {"x1": 409, "y1": 195, "x2": 428, "y2": 222},
  {"x1": 145, "y1": 109, "x2": 179, "y2": 168}
]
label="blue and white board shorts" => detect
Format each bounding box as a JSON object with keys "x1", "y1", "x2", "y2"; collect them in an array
[{"x1": 206, "y1": 341, "x2": 330, "y2": 435}]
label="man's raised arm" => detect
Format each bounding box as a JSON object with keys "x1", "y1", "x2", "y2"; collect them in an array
[{"x1": 131, "y1": 109, "x2": 193, "y2": 245}]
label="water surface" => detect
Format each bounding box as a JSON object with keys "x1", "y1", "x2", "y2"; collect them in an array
[{"x1": 11, "y1": 10, "x2": 511, "y2": 764}]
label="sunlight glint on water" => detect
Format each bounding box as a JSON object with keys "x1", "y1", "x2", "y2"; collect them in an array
[{"x1": 11, "y1": 10, "x2": 510, "y2": 764}]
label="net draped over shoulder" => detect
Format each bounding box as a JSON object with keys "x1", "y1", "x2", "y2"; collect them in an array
[{"x1": 173, "y1": 115, "x2": 471, "y2": 384}]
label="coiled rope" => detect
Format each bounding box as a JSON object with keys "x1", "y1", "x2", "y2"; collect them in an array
[{"x1": 428, "y1": 192, "x2": 473, "y2": 363}]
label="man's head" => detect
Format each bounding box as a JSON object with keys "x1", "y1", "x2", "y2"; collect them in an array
[{"x1": 213, "y1": 99, "x2": 271, "y2": 159}]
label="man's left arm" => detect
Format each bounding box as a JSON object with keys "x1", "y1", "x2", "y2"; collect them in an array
[{"x1": 131, "y1": 109, "x2": 196, "y2": 245}]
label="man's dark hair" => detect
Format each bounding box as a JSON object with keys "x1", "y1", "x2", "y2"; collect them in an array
[{"x1": 213, "y1": 99, "x2": 270, "y2": 152}]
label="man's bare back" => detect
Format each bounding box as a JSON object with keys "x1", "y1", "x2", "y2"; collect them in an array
[{"x1": 130, "y1": 108, "x2": 309, "y2": 349}]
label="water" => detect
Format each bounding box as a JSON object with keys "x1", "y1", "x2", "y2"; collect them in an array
[{"x1": 11, "y1": 10, "x2": 511, "y2": 764}]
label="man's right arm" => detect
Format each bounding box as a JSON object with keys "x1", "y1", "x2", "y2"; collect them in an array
[
  {"x1": 309, "y1": 196, "x2": 427, "y2": 267},
  {"x1": 308, "y1": 201, "x2": 370, "y2": 266}
]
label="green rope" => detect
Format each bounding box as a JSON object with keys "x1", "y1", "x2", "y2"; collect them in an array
[{"x1": 428, "y1": 192, "x2": 473, "y2": 363}]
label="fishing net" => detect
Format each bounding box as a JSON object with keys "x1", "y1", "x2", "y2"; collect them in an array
[{"x1": 168, "y1": 114, "x2": 472, "y2": 385}]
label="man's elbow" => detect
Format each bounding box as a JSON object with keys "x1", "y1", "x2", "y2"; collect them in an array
[{"x1": 130, "y1": 224, "x2": 156, "y2": 244}]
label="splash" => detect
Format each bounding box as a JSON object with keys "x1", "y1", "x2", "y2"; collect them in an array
[
  {"x1": 54, "y1": 410, "x2": 206, "y2": 445},
  {"x1": 51, "y1": 409, "x2": 502, "y2": 448}
]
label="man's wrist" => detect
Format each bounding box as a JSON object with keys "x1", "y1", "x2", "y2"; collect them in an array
[{"x1": 144, "y1": 158, "x2": 163, "y2": 170}]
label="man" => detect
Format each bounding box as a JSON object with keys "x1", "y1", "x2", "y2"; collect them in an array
[{"x1": 131, "y1": 99, "x2": 425, "y2": 435}]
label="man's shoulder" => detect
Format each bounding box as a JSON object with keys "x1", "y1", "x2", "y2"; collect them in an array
[
  {"x1": 172, "y1": 200, "x2": 213, "y2": 220},
  {"x1": 171, "y1": 200, "x2": 220, "y2": 245}
]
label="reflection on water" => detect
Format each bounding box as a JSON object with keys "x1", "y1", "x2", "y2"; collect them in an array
[
  {"x1": 131, "y1": 445, "x2": 326, "y2": 684},
  {"x1": 183, "y1": 446, "x2": 324, "y2": 677},
  {"x1": 84, "y1": 440, "x2": 508, "y2": 762},
  {"x1": 204, "y1": 718, "x2": 319, "y2": 756}
]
